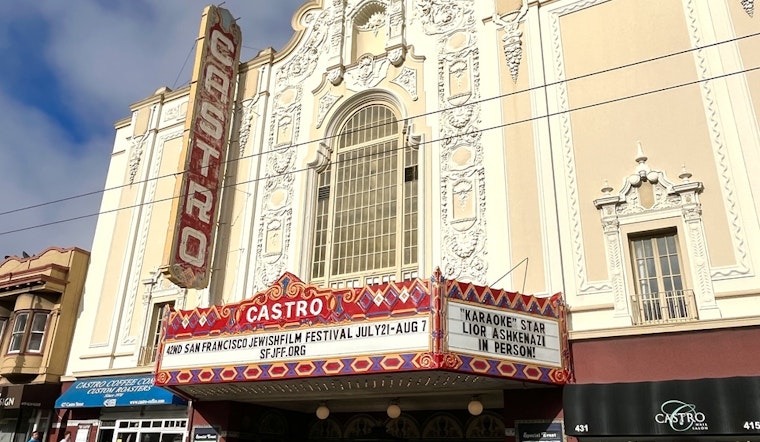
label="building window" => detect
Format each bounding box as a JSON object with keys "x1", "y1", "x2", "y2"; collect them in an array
[
  {"x1": 7, "y1": 311, "x2": 49, "y2": 354},
  {"x1": 312, "y1": 103, "x2": 418, "y2": 287},
  {"x1": 630, "y1": 232, "x2": 696, "y2": 324},
  {"x1": 141, "y1": 301, "x2": 174, "y2": 365}
]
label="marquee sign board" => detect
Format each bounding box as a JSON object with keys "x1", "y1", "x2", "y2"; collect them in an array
[
  {"x1": 163, "y1": 5, "x2": 241, "y2": 289},
  {"x1": 155, "y1": 272, "x2": 569, "y2": 387},
  {"x1": 447, "y1": 301, "x2": 562, "y2": 367}
]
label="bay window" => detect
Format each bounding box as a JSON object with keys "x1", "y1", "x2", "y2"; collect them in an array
[{"x1": 7, "y1": 310, "x2": 49, "y2": 354}]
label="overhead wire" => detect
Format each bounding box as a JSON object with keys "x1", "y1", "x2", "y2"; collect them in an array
[
  {"x1": 172, "y1": 40, "x2": 198, "y2": 90},
  {"x1": 1, "y1": 29, "x2": 758, "y2": 220},
  {"x1": 2, "y1": 61, "x2": 759, "y2": 238}
]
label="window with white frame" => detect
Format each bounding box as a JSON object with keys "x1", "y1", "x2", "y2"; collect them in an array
[
  {"x1": 311, "y1": 103, "x2": 418, "y2": 288},
  {"x1": 7, "y1": 310, "x2": 49, "y2": 354},
  {"x1": 630, "y1": 231, "x2": 695, "y2": 324}
]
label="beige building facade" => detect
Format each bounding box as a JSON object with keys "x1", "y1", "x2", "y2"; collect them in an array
[
  {"x1": 0, "y1": 247, "x2": 89, "y2": 442},
  {"x1": 61, "y1": 0, "x2": 760, "y2": 441}
]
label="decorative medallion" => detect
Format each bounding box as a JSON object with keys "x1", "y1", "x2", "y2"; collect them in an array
[
  {"x1": 345, "y1": 54, "x2": 391, "y2": 90},
  {"x1": 391, "y1": 66, "x2": 418, "y2": 100},
  {"x1": 415, "y1": 0, "x2": 467, "y2": 35},
  {"x1": 317, "y1": 93, "x2": 342, "y2": 128},
  {"x1": 357, "y1": 11, "x2": 386, "y2": 35}
]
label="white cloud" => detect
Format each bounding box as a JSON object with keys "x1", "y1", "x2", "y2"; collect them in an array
[
  {"x1": 0, "y1": 0, "x2": 305, "y2": 258},
  {"x1": 0, "y1": 88, "x2": 108, "y2": 257}
]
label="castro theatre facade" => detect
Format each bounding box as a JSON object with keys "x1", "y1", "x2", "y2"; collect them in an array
[{"x1": 154, "y1": 271, "x2": 570, "y2": 441}]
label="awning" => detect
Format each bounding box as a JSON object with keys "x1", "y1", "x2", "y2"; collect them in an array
[
  {"x1": 564, "y1": 376, "x2": 760, "y2": 437},
  {"x1": 55, "y1": 375, "x2": 186, "y2": 408}
]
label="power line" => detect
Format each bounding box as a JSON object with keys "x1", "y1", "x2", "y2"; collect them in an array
[
  {"x1": 2, "y1": 29, "x2": 758, "y2": 219},
  {"x1": 172, "y1": 40, "x2": 198, "y2": 91},
  {"x1": 2, "y1": 62, "x2": 758, "y2": 238}
]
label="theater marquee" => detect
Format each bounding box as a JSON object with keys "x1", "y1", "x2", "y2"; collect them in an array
[
  {"x1": 155, "y1": 271, "x2": 570, "y2": 388},
  {"x1": 164, "y1": 5, "x2": 241, "y2": 289}
]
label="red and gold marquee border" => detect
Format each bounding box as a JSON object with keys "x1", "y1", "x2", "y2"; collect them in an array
[{"x1": 155, "y1": 270, "x2": 572, "y2": 388}]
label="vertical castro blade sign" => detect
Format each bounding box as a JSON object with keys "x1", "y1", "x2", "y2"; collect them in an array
[{"x1": 165, "y1": 6, "x2": 241, "y2": 289}]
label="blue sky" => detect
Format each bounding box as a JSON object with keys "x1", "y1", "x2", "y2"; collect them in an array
[{"x1": 0, "y1": 1, "x2": 306, "y2": 258}]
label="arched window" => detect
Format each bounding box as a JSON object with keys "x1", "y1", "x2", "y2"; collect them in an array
[{"x1": 311, "y1": 103, "x2": 418, "y2": 287}]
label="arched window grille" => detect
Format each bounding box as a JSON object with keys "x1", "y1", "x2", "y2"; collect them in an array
[{"x1": 311, "y1": 103, "x2": 418, "y2": 288}]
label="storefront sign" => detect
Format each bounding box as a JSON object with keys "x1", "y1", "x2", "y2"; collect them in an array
[
  {"x1": 0, "y1": 394, "x2": 14, "y2": 407},
  {"x1": 0, "y1": 383, "x2": 59, "y2": 409},
  {"x1": 164, "y1": 5, "x2": 241, "y2": 289},
  {"x1": 193, "y1": 428, "x2": 218, "y2": 442},
  {"x1": 564, "y1": 376, "x2": 760, "y2": 436},
  {"x1": 55, "y1": 375, "x2": 185, "y2": 408},
  {"x1": 160, "y1": 315, "x2": 429, "y2": 369},
  {"x1": 446, "y1": 301, "x2": 561, "y2": 367},
  {"x1": 654, "y1": 399, "x2": 708, "y2": 432},
  {"x1": 517, "y1": 421, "x2": 564, "y2": 442}
]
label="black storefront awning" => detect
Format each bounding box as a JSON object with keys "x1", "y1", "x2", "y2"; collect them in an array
[
  {"x1": 0, "y1": 383, "x2": 60, "y2": 409},
  {"x1": 564, "y1": 376, "x2": 760, "y2": 437}
]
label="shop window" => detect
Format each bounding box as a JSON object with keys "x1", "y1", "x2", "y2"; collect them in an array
[
  {"x1": 110, "y1": 419, "x2": 186, "y2": 442},
  {"x1": 311, "y1": 102, "x2": 418, "y2": 287},
  {"x1": 140, "y1": 301, "x2": 174, "y2": 365},
  {"x1": 7, "y1": 311, "x2": 48, "y2": 354},
  {"x1": 630, "y1": 231, "x2": 696, "y2": 324}
]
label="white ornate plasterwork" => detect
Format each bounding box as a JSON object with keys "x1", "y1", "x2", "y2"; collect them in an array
[
  {"x1": 317, "y1": 93, "x2": 343, "y2": 128},
  {"x1": 327, "y1": 65, "x2": 345, "y2": 85},
  {"x1": 683, "y1": 0, "x2": 751, "y2": 278},
  {"x1": 441, "y1": 168, "x2": 487, "y2": 282},
  {"x1": 741, "y1": 0, "x2": 754, "y2": 16},
  {"x1": 420, "y1": 0, "x2": 488, "y2": 284},
  {"x1": 388, "y1": 46, "x2": 406, "y2": 66},
  {"x1": 357, "y1": 11, "x2": 387, "y2": 34},
  {"x1": 330, "y1": 0, "x2": 346, "y2": 52},
  {"x1": 391, "y1": 66, "x2": 418, "y2": 100},
  {"x1": 238, "y1": 97, "x2": 258, "y2": 155},
  {"x1": 387, "y1": 0, "x2": 404, "y2": 39},
  {"x1": 257, "y1": 210, "x2": 293, "y2": 286},
  {"x1": 492, "y1": 0, "x2": 527, "y2": 83},
  {"x1": 386, "y1": 0, "x2": 406, "y2": 65},
  {"x1": 253, "y1": 9, "x2": 331, "y2": 289},
  {"x1": 307, "y1": 142, "x2": 333, "y2": 172},
  {"x1": 345, "y1": 54, "x2": 391, "y2": 91},
  {"x1": 121, "y1": 128, "x2": 183, "y2": 345},
  {"x1": 327, "y1": 0, "x2": 346, "y2": 84},
  {"x1": 414, "y1": 0, "x2": 468, "y2": 35},
  {"x1": 594, "y1": 153, "x2": 716, "y2": 316},
  {"x1": 276, "y1": 10, "x2": 329, "y2": 89},
  {"x1": 254, "y1": 92, "x2": 302, "y2": 288},
  {"x1": 127, "y1": 134, "x2": 146, "y2": 185},
  {"x1": 161, "y1": 101, "x2": 187, "y2": 123}
]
